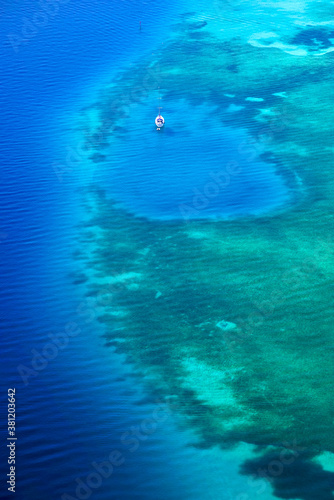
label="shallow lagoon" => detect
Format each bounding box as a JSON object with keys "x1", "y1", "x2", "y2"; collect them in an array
[{"x1": 103, "y1": 99, "x2": 292, "y2": 220}]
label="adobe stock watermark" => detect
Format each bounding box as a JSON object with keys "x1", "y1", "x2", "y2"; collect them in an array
[
  {"x1": 256, "y1": 441, "x2": 307, "y2": 485},
  {"x1": 61, "y1": 396, "x2": 178, "y2": 500},
  {"x1": 177, "y1": 133, "x2": 261, "y2": 221},
  {"x1": 52, "y1": 64, "x2": 162, "y2": 183},
  {"x1": 220, "y1": 256, "x2": 326, "y2": 361},
  {"x1": 17, "y1": 321, "x2": 81, "y2": 386},
  {"x1": 16, "y1": 267, "x2": 139, "y2": 386},
  {"x1": 7, "y1": 0, "x2": 71, "y2": 54},
  {"x1": 235, "y1": 440, "x2": 308, "y2": 500},
  {"x1": 52, "y1": 120, "x2": 106, "y2": 183},
  {"x1": 178, "y1": 159, "x2": 241, "y2": 221},
  {"x1": 178, "y1": 99, "x2": 295, "y2": 222},
  {"x1": 234, "y1": 246, "x2": 326, "y2": 346}
]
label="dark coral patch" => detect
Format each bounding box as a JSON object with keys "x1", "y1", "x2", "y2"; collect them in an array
[
  {"x1": 240, "y1": 448, "x2": 334, "y2": 500},
  {"x1": 291, "y1": 28, "x2": 334, "y2": 50}
]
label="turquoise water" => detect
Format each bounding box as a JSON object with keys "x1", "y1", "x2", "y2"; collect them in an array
[{"x1": 2, "y1": 0, "x2": 334, "y2": 499}]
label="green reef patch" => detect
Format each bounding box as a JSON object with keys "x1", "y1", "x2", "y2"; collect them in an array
[{"x1": 75, "y1": 8, "x2": 334, "y2": 496}]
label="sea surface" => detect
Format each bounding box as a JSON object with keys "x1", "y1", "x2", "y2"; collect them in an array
[{"x1": 1, "y1": 1, "x2": 334, "y2": 499}]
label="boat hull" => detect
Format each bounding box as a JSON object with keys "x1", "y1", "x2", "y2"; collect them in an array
[{"x1": 155, "y1": 115, "x2": 165, "y2": 128}]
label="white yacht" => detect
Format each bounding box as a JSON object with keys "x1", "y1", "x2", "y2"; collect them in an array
[{"x1": 155, "y1": 109, "x2": 165, "y2": 130}]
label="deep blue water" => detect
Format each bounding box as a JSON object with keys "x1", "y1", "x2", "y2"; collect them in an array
[{"x1": 0, "y1": 2, "x2": 282, "y2": 499}]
